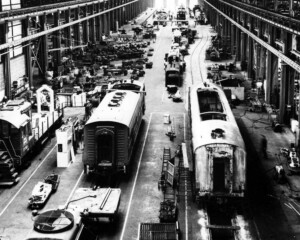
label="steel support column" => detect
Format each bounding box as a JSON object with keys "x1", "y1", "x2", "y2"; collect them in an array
[
  {"x1": 90, "y1": 17, "x2": 96, "y2": 43},
  {"x1": 82, "y1": 6, "x2": 89, "y2": 44},
  {"x1": 64, "y1": 8, "x2": 72, "y2": 47},
  {"x1": 247, "y1": 36, "x2": 254, "y2": 80},
  {"x1": 230, "y1": 24, "x2": 235, "y2": 56},
  {"x1": 24, "y1": 17, "x2": 33, "y2": 87},
  {"x1": 279, "y1": 63, "x2": 288, "y2": 123},
  {"x1": 236, "y1": 28, "x2": 241, "y2": 61},
  {"x1": 95, "y1": 4, "x2": 101, "y2": 42},
  {"x1": 100, "y1": 15, "x2": 104, "y2": 36},
  {"x1": 74, "y1": 7, "x2": 81, "y2": 47},
  {"x1": 39, "y1": 13, "x2": 49, "y2": 74},
  {"x1": 3, "y1": 21, "x2": 11, "y2": 99},
  {"x1": 240, "y1": 32, "x2": 246, "y2": 62},
  {"x1": 265, "y1": 24, "x2": 275, "y2": 103},
  {"x1": 53, "y1": 11, "x2": 62, "y2": 67}
]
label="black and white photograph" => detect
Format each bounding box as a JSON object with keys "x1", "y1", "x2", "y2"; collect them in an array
[{"x1": 0, "y1": 0, "x2": 299, "y2": 239}]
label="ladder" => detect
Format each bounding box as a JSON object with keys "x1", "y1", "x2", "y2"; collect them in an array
[
  {"x1": 162, "y1": 147, "x2": 171, "y2": 175},
  {"x1": 158, "y1": 148, "x2": 177, "y2": 223}
]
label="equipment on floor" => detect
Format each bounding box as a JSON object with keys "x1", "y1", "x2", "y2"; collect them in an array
[{"x1": 56, "y1": 118, "x2": 77, "y2": 167}]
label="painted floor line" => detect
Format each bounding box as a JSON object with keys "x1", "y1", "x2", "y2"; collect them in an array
[
  {"x1": 120, "y1": 112, "x2": 153, "y2": 240},
  {"x1": 0, "y1": 143, "x2": 57, "y2": 217},
  {"x1": 64, "y1": 170, "x2": 84, "y2": 206}
]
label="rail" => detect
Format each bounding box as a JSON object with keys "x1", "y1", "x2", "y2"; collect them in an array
[{"x1": 204, "y1": 0, "x2": 300, "y2": 73}]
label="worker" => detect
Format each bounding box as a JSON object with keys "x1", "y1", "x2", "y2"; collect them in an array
[{"x1": 261, "y1": 135, "x2": 268, "y2": 159}]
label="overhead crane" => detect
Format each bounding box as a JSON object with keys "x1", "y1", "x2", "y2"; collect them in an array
[
  {"x1": 204, "y1": 0, "x2": 300, "y2": 73},
  {"x1": 218, "y1": 0, "x2": 300, "y2": 36}
]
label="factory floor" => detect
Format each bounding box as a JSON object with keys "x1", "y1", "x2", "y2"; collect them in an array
[{"x1": 1, "y1": 8, "x2": 300, "y2": 240}]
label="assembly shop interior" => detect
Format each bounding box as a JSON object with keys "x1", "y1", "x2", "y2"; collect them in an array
[{"x1": 1, "y1": 0, "x2": 300, "y2": 239}]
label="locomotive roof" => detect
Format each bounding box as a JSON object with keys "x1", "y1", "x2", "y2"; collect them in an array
[
  {"x1": 86, "y1": 90, "x2": 140, "y2": 128},
  {"x1": 0, "y1": 100, "x2": 31, "y2": 128},
  {"x1": 191, "y1": 120, "x2": 245, "y2": 152},
  {"x1": 190, "y1": 83, "x2": 245, "y2": 151}
]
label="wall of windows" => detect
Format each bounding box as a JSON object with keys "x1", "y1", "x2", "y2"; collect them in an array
[
  {"x1": 7, "y1": 20, "x2": 23, "y2": 58},
  {"x1": 1, "y1": 0, "x2": 21, "y2": 11}
]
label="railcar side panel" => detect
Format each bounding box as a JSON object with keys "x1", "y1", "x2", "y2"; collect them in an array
[
  {"x1": 232, "y1": 147, "x2": 246, "y2": 192},
  {"x1": 83, "y1": 127, "x2": 96, "y2": 167},
  {"x1": 116, "y1": 125, "x2": 128, "y2": 168},
  {"x1": 194, "y1": 147, "x2": 210, "y2": 192}
]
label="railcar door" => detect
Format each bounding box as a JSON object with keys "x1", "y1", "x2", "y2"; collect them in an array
[
  {"x1": 96, "y1": 128, "x2": 115, "y2": 169},
  {"x1": 213, "y1": 157, "x2": 226, "y2": 192}
]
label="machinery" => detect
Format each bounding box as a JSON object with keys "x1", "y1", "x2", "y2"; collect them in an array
[
  {"x1": 56, "y1": 118, "x2": 77, "y2": 167},
  {"x1": 26, "y1": 187, "x2": 120, "y2": 239},
  {"x1": 28, "y1": 181, "x2": 53, "y2": 209},
  {"x1": 164, "y1": 47, "x2": 186, "y2": 87}
]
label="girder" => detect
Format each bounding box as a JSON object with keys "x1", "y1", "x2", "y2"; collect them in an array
[
  {"x1": 205, "y1": 0, "x2": 300, "y2": 73},
  {"x1": 0, "y1": 0, "x2": 138, "y2": 51},
  {"x1": 0, "y1": 0, "x2": 102, "y2": 21},
  {"x1": 218, "y1": 0, "x2": 300, "y2": 36}
]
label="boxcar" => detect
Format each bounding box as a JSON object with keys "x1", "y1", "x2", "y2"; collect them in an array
[
  {"x1": 190, "y1": 83, "x2": 246, "y2": 200},
  {"x1": 83, "y1": 87, "x2": 145, "y2": 176}
]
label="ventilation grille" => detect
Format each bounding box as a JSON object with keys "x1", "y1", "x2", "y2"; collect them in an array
[{"x1": 108, "y1": 92, "x2": 126, "y2": 107}]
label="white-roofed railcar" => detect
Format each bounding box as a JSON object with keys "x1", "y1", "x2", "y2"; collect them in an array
[
  {"x1": 190, "y1": 83, "x2": 246, "y2": 200},
  {"x1": 83, "y1": 86, "x2": 145, "y2": 176}
]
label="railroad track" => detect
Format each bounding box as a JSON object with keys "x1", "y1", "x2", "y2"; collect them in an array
[
  {"x1": 188, "y1": 25, "x2": 257, "y2": 240},
  {"x1": 189, "y1": 25, "x2": 211, "y2": 85}
]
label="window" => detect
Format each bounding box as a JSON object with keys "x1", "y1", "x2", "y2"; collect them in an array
[
  {"x1": 7, "y1": 20, "x2": 23, "y2": 58},
  {"x1": 1, "y1": 0, "x2": 21, "y2": 11}
]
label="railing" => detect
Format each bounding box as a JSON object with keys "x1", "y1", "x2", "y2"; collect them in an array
[{"x1": 0, "y1": 0, "x2": 99, "y2": 19}]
